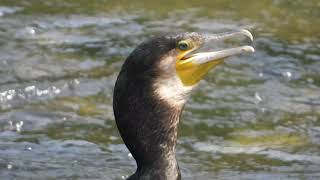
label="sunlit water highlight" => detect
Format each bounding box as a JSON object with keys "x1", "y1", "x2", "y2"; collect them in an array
[{"x1": 0, "y1": 1, "x2": 319, "y2": 179}]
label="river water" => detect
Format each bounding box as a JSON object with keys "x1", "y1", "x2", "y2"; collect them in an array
[{"x1": 0, "y1": 1, "x2": 319, "y2": 179}]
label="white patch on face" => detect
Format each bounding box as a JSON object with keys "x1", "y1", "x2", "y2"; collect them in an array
[
  {"x1": 154, "y1": 75, "x2": 193, "y2": 106},
  {"x1": 153, "y1": 51, "x2": 195, "y2": 107}
]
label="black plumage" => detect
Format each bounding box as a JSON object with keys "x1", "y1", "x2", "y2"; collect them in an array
[
  {"x1": 113, "y1": 35, "x2": 183, "y2": 180},
  {"x1": 113, "y1": 31, "x2": 254, "y2": 180}
]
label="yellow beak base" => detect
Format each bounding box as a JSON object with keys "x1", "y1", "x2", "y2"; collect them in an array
[{"x1": 176, "y1": 60, "x2": 224, "y2": 86}]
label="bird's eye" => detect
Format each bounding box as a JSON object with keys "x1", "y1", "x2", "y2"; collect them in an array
[{"x1": 178, "y1": 41, "x2": 190, "y2": 51}]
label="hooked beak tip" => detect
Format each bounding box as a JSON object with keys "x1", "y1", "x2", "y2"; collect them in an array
[
  {"x1": 239, "y1": 29, "x2": 254, "y2": 42},
  {"x1": 242, "y1": 45, "x2": 255, "y2": 53}
]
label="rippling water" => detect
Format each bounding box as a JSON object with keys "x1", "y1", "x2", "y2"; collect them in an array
[{"x1": 0, "y1": 1, "x2": 319, "y2": 179}]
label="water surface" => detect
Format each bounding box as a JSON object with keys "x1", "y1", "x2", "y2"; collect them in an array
[{"x1": 0, "y1": 1, "x2": 320, "y2": 179}]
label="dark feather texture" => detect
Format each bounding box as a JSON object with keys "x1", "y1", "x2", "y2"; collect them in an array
[{"x1": 113, "y1": 35, "x2": 183, "y2": 180}]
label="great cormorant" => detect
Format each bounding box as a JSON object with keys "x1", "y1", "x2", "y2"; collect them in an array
[{"x1": 113, "y1": 30, "x2": 254, "y2": 180}]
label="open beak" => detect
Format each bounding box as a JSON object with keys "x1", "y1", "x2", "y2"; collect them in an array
[{"x1": 176, "y1": 29, "x2": 255, "y2": 86}]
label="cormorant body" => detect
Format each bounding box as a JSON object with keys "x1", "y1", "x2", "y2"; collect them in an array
[
  {"x1": 113, "y1": 31, "x2": 254, "y2": 180},
  {"x1": 114, "y1": 36, "x2": 182, "y2": 179}
]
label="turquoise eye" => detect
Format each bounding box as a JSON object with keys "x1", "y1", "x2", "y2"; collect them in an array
[{"x1": 178, "y1": 41, "x2": 190, "y2": 51}]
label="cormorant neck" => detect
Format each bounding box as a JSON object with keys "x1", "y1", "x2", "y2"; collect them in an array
[
  {"x1": 113, "y1": 69, "x2": 185, "y2": 180},
  {"x1": 129, "y1": 153, "x2": 181, "y2": 180},
  {"x1": 129, "y1": 103, "x2": 182, "y2": 180}
]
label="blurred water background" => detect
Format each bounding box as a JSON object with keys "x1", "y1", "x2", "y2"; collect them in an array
[{"x1": 0, "y1": 0, "x2": 319, "y2": 179}]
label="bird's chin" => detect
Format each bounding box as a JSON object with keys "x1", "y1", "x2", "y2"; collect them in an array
[{"x1": 153, "y1": 72, "x2": 194, "y2": 108}]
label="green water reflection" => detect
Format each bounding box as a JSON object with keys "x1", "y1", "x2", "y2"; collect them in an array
[{"x1": 0, "y1": 0, "x2": 319, "y2": 179}]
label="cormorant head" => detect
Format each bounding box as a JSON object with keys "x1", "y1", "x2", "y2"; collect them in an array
[
  {"x1": 114, "y1": 30, "x2": 254, "y2": 179},
  {"x1": 123, "y1": 30, "x2": 254, "y2": 107}
]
